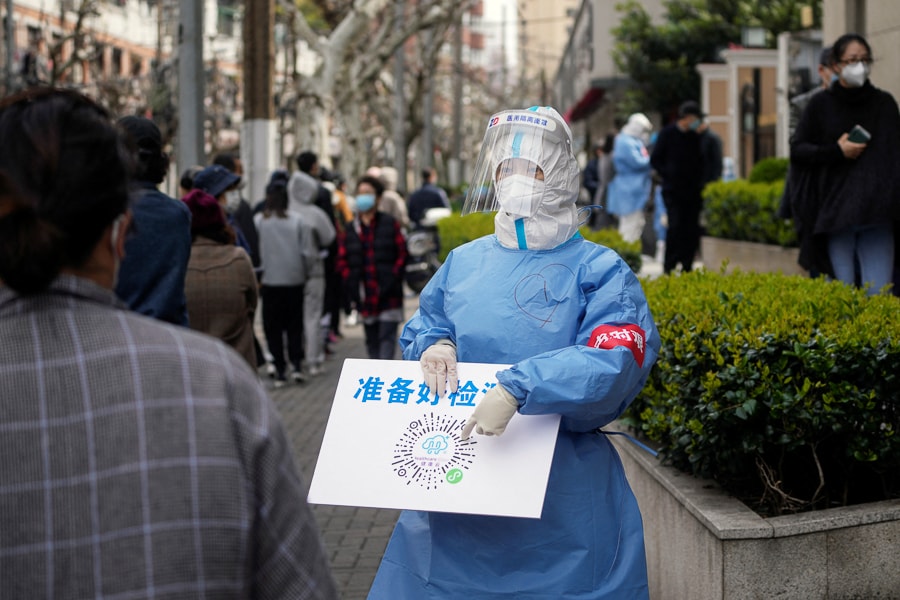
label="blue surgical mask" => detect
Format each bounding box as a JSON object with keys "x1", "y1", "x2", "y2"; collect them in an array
[
  {"x1": 689, "y1": 119, "x2": 702, "y2": 131},
  {"x1": 356, "y1": 194, "x2": 376, "y2": 212}
]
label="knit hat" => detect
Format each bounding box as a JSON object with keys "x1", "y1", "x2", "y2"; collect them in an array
[{"x1": 182, "y1": 189, "x2": 226, "y2": 232}]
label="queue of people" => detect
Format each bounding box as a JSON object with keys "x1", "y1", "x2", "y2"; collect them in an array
[{"x1": 0, "y1": 87, "x2": 338, "y2": 599}]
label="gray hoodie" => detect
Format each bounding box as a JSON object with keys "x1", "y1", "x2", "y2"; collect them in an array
[{"x1": 288, "y1": 171, "x2": 336, "y2": 278}]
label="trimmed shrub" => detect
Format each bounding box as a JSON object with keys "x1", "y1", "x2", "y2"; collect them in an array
[
  {"x1": 436, "y1": 212, "x2": 642, "y2": 272},
  {"x1": 703, "y1": 180, "x2": 797, "y2": 247},
  {"x1": 624, "y1": 270, "x2": 900, "y2": 516},
  {"x1": 748, "y1": 157, "x2": 789, "y2": 183}
]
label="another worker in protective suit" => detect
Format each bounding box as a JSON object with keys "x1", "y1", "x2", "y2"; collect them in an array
[
  {"x1": 368, "y1": 106, "x2": 660, "y2": 599},
  {"x1": 606, "y1": 112, "x2": 654, "y2": 243}
]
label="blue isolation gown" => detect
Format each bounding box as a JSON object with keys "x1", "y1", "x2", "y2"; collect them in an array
[{"x1": 368, "y1": 234, "x2": 660, "y2": 599}]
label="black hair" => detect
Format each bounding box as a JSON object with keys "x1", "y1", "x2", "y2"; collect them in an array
[
  {"x1": 180, "y1": 166, "x2": 201, "y2": 192},
  {"x1": 830, "y1": 33, "x2": 873, "y2": 67},
  {"x1": 602, "y1": 133, "x2": 616, "y2": 154},
  {"x1": 296, "y1": 151, "x2": 318, "y2": 174},
  {"x1": 0, "y1": 87, "x2": 131, "y2": 295},
  {"x1": 263, "y1": 180, "x2": 289, "y2": 218},
  {"x1": 356, "y1": 174, "x2": 385, "y2": 197},
  {"x1": 421, "y1": 167, "x2": 435, "y2": 183},
  {"x1": 212, "y1": 153, "x2": 237, "y2": 173},
  {"x1": 117, "y1": 116, "x2": 168, "y2": 184}
]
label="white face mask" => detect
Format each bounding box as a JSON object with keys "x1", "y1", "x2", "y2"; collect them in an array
[
  {"x1": 225, "y1": 190, "x2": 242, "y2": 211},
  {"x1": 495, "y1": 174, "x2": 545, "y2": 218},
  {"x1": 841, "y1": 61, "x2": 869, "y2": 88}
]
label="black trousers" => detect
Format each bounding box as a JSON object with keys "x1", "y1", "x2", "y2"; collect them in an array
[
  {"x1": 662, "y1": 189, "x2": 703, "y2": 274},
  {"x1": 363, "y1": 320, "x2": 400, "y2": 360},
  {"x1": 261, "y1": 285, "x2": 305, "y2": 376}
]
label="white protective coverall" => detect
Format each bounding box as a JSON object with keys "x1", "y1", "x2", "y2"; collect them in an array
[{"x1": 368, "y1": 107, "x2": 660, "y2": 599}]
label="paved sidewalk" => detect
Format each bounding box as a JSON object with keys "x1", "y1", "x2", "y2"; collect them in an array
[{"x1": 262, "y1": 298, "x2": 420, "y2": 600}]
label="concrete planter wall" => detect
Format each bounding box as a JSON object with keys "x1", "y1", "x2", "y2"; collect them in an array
[
  {"x1": 701, "y1": 236, "x2": 806, "y2": 276},
  {"x1": 610, "y1": 432, "x2": 900, "y2": 600}
]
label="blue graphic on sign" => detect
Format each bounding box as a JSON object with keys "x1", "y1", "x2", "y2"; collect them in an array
[{"x1": 421, "y1": 434, "x2": 449, "y2": 455}]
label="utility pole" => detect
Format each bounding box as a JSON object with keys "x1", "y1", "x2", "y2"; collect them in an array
[
  {"x1": 420, "y1": 28, "x2": 434, "y2": 174},
  {"x1": 177, "y1": 0, "x2": 205, "y2": 176},
  {"x1": 449, "y1": 15, "x2": 463, "y2": 188},
  {"x1": 242, "y1": 0, "x2": 276, "y2": 205},
  {"x1": 392, "y1": 1, "x2": 407, "y2": 191}
]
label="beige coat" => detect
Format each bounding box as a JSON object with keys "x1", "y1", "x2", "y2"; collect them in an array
[{"x1": 184, "y1": 237, "x2": 258, "y2": 367}]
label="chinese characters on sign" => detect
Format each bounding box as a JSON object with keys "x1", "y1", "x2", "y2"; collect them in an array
[{"x1": 353, "y1": 376, "x2": 496, "y2": 407}]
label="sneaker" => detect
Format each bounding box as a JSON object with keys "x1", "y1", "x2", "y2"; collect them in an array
[
  {"x1": 273, "y1": 376, "x2": 288, "y2": 389},
  {"x1": 308, "y1": 364, "x2": 324, "y2": 377},
  {"x1": 291, "y1": 370, "x2": 307, "y2": 383},
  {"x1": 266, "y1": 363, "x2": 277, "y2": 378},
  {"x1": 346, "y1": 309, "x2": 358, "y2": 326}
]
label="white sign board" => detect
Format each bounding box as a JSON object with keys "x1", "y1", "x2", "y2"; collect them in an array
[{"x1": 308, "y1": 359, "x2": 560, "y2": 519}]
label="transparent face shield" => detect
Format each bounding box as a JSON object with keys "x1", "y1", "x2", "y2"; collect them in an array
[{"x1": 462, "y1": 108, "x2": 577, "y2": 216}]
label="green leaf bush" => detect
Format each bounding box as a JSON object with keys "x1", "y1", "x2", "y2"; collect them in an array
[
  {"x1": 624, "y1": 270, "x2": 900, "y2": 516},
  {"x1": 748, "y1": 156, "x2": 789, "y2": 183},
  {"x1": 703, "y1": 180, "x2": 797, "y2": 247},
  {"x1": 435, "y1": 211, "x2": 642, "y2": 272}
]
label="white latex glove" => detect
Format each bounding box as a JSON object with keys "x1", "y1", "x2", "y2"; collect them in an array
[
  {"x1": 420, "y1": 340, "x2": 458, "y2": 397},
  {"x1": 461, "y1": 383, "x2": 519, "y2": 440}
]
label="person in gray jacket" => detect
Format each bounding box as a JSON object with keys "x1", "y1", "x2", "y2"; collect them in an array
[{"x1": 289, "y1": 171, "x2": 336, "y2": 377}]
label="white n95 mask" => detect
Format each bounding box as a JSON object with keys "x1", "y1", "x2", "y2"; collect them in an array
[
  {"x1": 842, "y1": 61, "x2": 869, "y2": 88},
  {"x1": 496, "y1": 175, "x2": 545, "y2": 218}
]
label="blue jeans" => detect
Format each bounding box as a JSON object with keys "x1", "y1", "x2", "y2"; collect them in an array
[{"x1": 827, "y1": 224, "x2": 895, "y2": 295}]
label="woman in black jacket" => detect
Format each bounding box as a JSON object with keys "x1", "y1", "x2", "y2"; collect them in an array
[
  {"x1": 336, "y1": 175, "x2": 408, "y2": 359},
  {"x1": 790, "y1": 33, "x2": 900, "y2": 294}
]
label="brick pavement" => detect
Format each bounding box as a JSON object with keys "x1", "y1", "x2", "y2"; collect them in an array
[{"x1": 262, "y1": 297, "x2": 420, "y2": 600}]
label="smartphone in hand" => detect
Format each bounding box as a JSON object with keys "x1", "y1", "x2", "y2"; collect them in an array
[{"x1": 848, "y1": 124, "x2": 872, "y2": 143}]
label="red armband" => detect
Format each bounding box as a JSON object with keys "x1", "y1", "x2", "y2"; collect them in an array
[{"x1": 587, "y1": 324, "x2": 646, "y2": 368}]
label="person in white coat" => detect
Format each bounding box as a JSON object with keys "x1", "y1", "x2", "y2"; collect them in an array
[{"x1": 606, "y1": 113, "x2": 653, "y2": 243}]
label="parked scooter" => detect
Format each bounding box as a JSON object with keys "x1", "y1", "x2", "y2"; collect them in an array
[{"x1": 405, "y1": 207, "x2": 451, "y2": 294}]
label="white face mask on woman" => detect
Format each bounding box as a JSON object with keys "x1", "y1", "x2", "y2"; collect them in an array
[
  {"x1": 841, "y1": 61, "x2": 869, "y2": 88},
  {"x1": 225, "y1": 190, "x2": 242, "y2": 211}
]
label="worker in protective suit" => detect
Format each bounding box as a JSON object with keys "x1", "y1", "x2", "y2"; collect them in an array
[{"x1": 368, "y1": 106, "x2": 660, "y2": 599}]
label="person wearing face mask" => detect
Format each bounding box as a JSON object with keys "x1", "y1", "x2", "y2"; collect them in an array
[
  {"x1": 368, "y1": 106, "x2": 660, "y2": 599},
  {"x1": 650, "y1": 100, "x2": 708, "y2": 274},
  {"x1": 789, "y1": 33, "x2": 900, "y2": 294},
  {"x1": 191, "y1": 164, "x2": 254, "y2": 261},
  {"x1": 335, "y1": 175, "x2": 408, "y2": 359},
  {"x1": 213, "y1": 153, "x2": 261, "y2": 274},
  {"x1": 606, "y1": 112, "x2": 654, "y2": 243}
]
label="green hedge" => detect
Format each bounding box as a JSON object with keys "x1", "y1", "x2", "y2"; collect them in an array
[
  {"x1": 624, "y1": 270, "x2": 900, "y2": 516},
  {"x1": 703, "y1": 180, "x2": 797, "y2": 247},
  {"x1": 748, "y1": 157, "x2": 789, "y2": 183},
  {"x1": 436, "y1": 212, "x2": 642, "y2": 272}
]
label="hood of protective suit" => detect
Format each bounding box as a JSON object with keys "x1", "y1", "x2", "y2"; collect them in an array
[
  {"x1": 288, "y1": 170, "x2": 318, "y2": 209},
  {"x1": 621, "y1": 113, "x2": 652, "y2": 139},
  {"x1": 463, "y1": 106, "x2": 581, "y2": 250}
]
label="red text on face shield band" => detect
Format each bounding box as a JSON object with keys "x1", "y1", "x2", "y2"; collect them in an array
[{"x1": 587, "y1": 324, "x2": 646, "y2": 367}]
